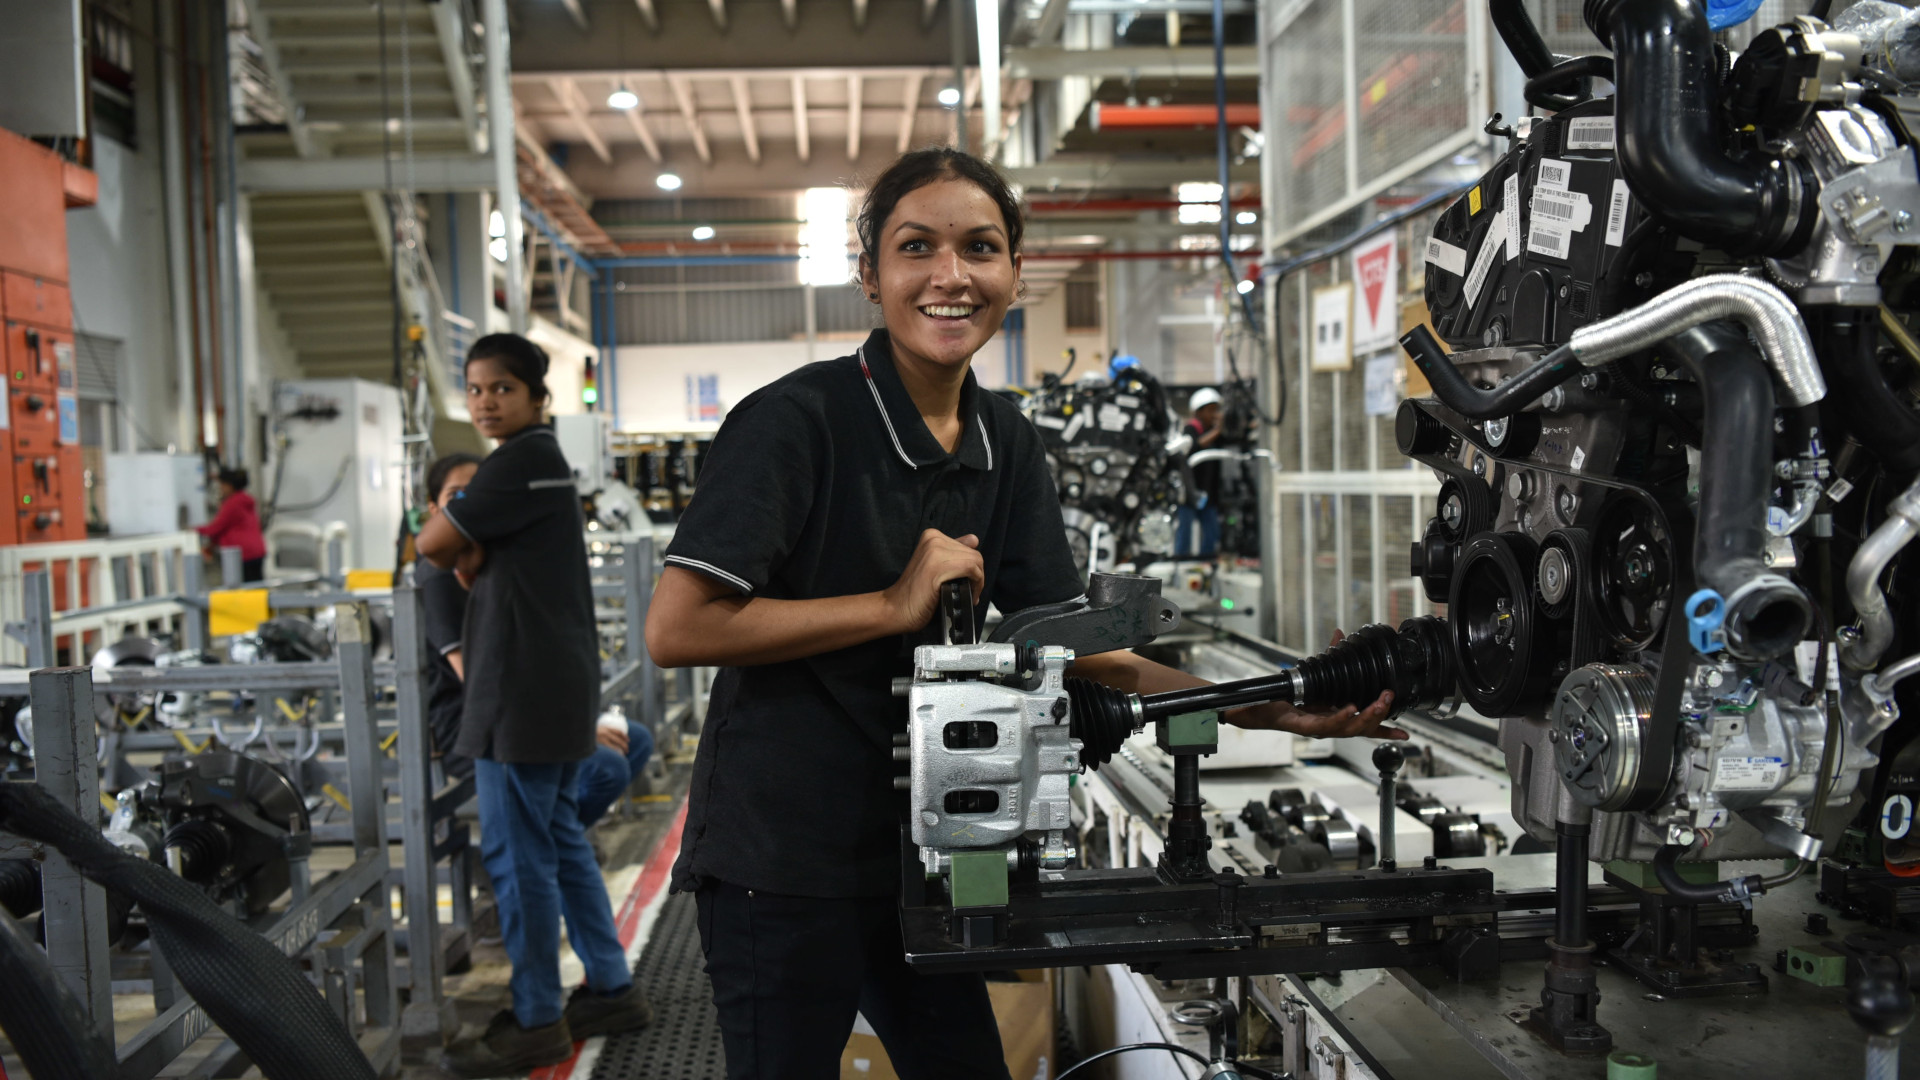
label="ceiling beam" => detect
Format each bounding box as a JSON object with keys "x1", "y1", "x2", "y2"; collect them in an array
[
  {"x1": 1032, "y1": 0, "x2": 1071, "y2": 44},
  {"x1": 923, "y1": 0, "x2": 941, "y2": 28},
  {"x1": 846, "y1": 75, "x2": 863, "y2": 161},
  {"x1": 619, "y1": 97, "x2": 662, "y2": 162},
  {"x1": 707, "y1": 0, "x2": 729, "y2": 30},
  {"x1": 730, "y1": 75, "x2": 761, "y2": 163},
  {"x1": 559, "y1": 0, "x2": 589, "y2": 30},
  {"x1": 550, "y1": 77, "x2": 612, "y2": 163},
  {"x1": 792, "y1": 75, "x2": 811, "y2": 162},
  {"x1": 666, "y1": 75, "x2": 713, "y2": 163},
  {"x1": 633, "y1": 0, "x2": 659, "y2": 30},
  {"x1": 781, "y1": 0, "x2": 797, "y2": 27},
  {"x1": 897, "y1": 71, "x2": 924, "y2": 152},
  {"x1": 853, "y1": 0, "x2": 869, "y2": 28}
]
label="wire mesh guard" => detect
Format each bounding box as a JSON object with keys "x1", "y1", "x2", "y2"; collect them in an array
[{"x1": 589, "y1": 891, "x2": 727, "y2": 1080}]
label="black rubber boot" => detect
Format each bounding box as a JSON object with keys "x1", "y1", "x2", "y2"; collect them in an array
[
  {"x1": 442, "y1": 1010, "x2": 574, "y2": 1077},
  {"x1": 563, "y1": 983, "x2": 654, "y2": 1039}
]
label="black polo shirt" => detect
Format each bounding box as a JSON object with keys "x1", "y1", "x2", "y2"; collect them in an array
[
  {"x1": 665, "y1": 328, "x2": 1085, "y2": 898},
  {"x1": 442, "y1": 424, "x2": 600, "y2": 765},
  {"x1": 416, "y1": 558, "x2": 474, "y2": 780}
]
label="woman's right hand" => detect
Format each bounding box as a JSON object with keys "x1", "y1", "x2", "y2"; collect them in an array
[{"x1": 881, "y1": 529, "x2": 984, "y2": 633}]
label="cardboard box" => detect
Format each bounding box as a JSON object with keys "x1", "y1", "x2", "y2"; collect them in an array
[{"x1": 841, "y1": 970, "x2": 1056, "y2": 1080}]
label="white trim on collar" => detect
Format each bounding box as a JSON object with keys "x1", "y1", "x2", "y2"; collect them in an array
[
  {"x1": 858, "y1": 345, "x2": 919, "y2": 471},
  {"x1": 975, "y1": 414, "x2": 993, "y2": 471}
]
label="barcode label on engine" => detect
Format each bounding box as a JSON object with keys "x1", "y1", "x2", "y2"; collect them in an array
[
  {"x1": 1528, "y1": 189, "x2": 1592, "y2": 260},
  {"x1": 1537, "y1": 157, "x2": 1573, "y2": 190},
  {"x1": 1714, "y1": 756, "x2": 1786, "y2": 791},
  {"x1": 1424, "y1": 236, "x2": 1468, "y2": 276},
  {"x1": 1605, "y1": 179, "x2": 1631, "y2": 246},
  {"x1": 1566, "y1": 116, "x2": 1615, "y2": 150},
  {"x1": 1464, "y1": 212, "x2": 1504, "y2": 308},
  {"x1": 1503, "y1": 174, "x2": 1522, "y2": 259}
]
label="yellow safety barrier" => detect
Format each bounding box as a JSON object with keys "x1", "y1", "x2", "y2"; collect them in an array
[
  {"x1": 345, "y1": 569, "x2": 393, "y2": 591},
  {"x1": 208, "y1": 588, "x2": 270, "y2": 637}
]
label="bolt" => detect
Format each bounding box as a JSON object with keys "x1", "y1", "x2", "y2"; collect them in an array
[
  {"x1": 1424, "y1": 854, "x2": 1438, "y2": 870},
  {"x1": 1898, "y1": 210, "x2": 1913, "y2": 233},
  {"x1": 1473, "y1": 456, "x2": 1487, "y2": 478},
  {"x1": 1581, "y1": 372, "x2": 1602, "y2": 389},
  {"x1": 1549, "y1": 728, "x2": 1560, "y2": 742},
  {"x1": 1705, "y1": 669, "x2": 1724, "y2": 688},
  {"x1": 1264, "y1": 864, "x2": 1279, "y2": 879},
  {"x1": 1634, "y1": 272, "x2": 1654, "y2": 288},
  {"x1": 1441, "y1": 495, "x2": 1463, "y2": 529},
  {"x1": 1558, "y1": 284, "x2": 1570, "y2": 299},
  {"x1": 1052, "y1": 697, "x2": 1069, "y2": 721},
  {"x1": 1557, "y1": 489, "x2": 1577, "y2": 519}
]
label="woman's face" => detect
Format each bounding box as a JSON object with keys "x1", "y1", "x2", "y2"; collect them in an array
[
  {"x1": 860, "y1": 178, "x2": 1021, "y2": 375},
  {"x1": 465, "y1": 357, "x2": 544, "y2": 441}
]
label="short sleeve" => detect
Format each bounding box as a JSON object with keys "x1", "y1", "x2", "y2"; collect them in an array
[
  {"x1": 991, "y1": 424, "x2": 1086, "y2": 612},
  {"x1": 419, "y1": 562, "x2": 467, "y2": 656},
  {"x1": 663, "y1": 391, "x2": 821, "y2": 595},
  {"x1": 441, "y1": 438, "x2": 572, "y2": 545}
]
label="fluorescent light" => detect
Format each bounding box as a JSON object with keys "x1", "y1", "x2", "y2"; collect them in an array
[
  {"x1": 798, "y1": 186, "x2": 850, "y2": 286},
  {"x1": 937, "y1": 86, "x2": 961, "y2": 107},
  {"x1": 608, "y1": 85, "x2": 639, "y2": 110},
  {"x1": 1177, "y1": 182, "x2": 1223, "y2": 204},
  {"x1": 1234, "y1": 210, "x2": 1258, "y2": 225},
  {"x1": 489, "y1": 209, "x2": 505, "y2": 238},
  {"x1": 1177, "y1": 203, "x2": 1221, "y2": 225},
  {"x1": 656, "y1": 172, "x2": 683, "y2": 191},
  {"x1": 1236, "y1": 278, "x2": 1255, "y2": 295},
  {"x1": 691, "y1": 225, "x2": 716, "y2": 241}
]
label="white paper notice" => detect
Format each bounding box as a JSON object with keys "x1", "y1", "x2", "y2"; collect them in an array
[
  {"x1": 1310, "y1": 282, "x2": 1354, "y2": 372},
  {"x1": 1605, "y1": 179, "x2": 1631, "y2": 247},
  {"x1": 1464, "y1": 214, "x2": 1504, "y2": 309},
  {"x1": 1424, "y1": 236, "x2": 1468, "y2": 276},
  {"x1": 1565, "y1": 116, "x2": 1614, "y2": 151},
  {"x1": 1364, "y1": 354, "x2": 1403, "y2": 417}
]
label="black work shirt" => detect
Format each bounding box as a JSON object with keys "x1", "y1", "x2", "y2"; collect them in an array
[
  {"x1": 442, "y1": 424, "x2": 600, "y2": 764},
  {"x1": 416, "y1": 558, "x2": 473, "y2": 781},
  {"x1": 665, "y1": 328, "x2": 1085, "y2": 898}
]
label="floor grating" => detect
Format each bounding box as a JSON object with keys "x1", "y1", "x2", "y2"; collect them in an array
[{"x1": 589, "y1": 890, "x2": 726, "y2": 1080}]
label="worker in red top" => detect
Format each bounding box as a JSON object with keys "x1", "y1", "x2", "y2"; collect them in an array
[{"x1": 198, "y1": 467, "x2": 268, "y2": 582}]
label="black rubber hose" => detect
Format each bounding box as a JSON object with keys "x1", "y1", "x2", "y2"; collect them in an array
[
  {"x1": 1653, "y1": 843, "x2": 1767, "y2": 905},
  {"x1": 1585, "y1": 0, "x2": 1816, "y2": 257},
  {"x1": 1492, "y1": 0, "x2": 1560, "y2": 77},
  {"x1": 1819, "y1": 307, "x2": 1920, "y2": 475},
  {"x1": 1662, "y1": 322, "x2": 1811, "y2": 659},
  {"x1": 0, "y1": 905, "x2": 119, "y2": 1080},
  {"x1": 1525, "y1": 54, "x2": 1615, "y2": 110},
  {"x1": 1400, "y1": 325, "x2": 1583, "y2": 421}
]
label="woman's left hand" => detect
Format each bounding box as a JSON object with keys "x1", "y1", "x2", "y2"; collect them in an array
[{"x1": 1222, "y1": 627, "x2": 1407, "y2": 740}]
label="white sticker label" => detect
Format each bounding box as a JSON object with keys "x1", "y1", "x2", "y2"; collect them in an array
[
  {"x1": 1566, "y1": 116, "x2": 1615, "y2": 151},
  {"x1": 1713, "y1": 755, "x2": 1786, "y2": 792},
  {"x1": 1464, "y1": 213, "x2": 1504, "y2": 309},
  {"x1": 1528, "y1": 223, "x2": 1572, "y2": 261},
  {"x1": 1034, "y1": 414, "x2": 1066, "y2": 429},
  {"x1": 1570, "y1": 445, "x2": 1587, "y2": 470},
  {"x1": 1503, "y1": 174, "x2": 1522, "y2": 259},
  {"x1": 1527, "y1": 189, "x2": 1590, "y2": 261},
  {"x1": 1827, "y1": 477, "x2": 1855, "y2": 503},
  {"x1": 1537, "y1": 158, "x2": 1573, "y2": 190},
  {"x1": 1114, "y1": 394, "x2": 1139, "y2": 408},
  {"x1": 1605, "y1": 179, "x2": 1631, "y2": 247},
  {"x1": 1883, "y1": 795, "x2": 1914, "y2": 840},
  {"x1": 1062, "y1": 411, "x2": 1086, "y2": 442},
  {"x1": 1096, "y1": 404, "x2": 1130, "y2": 431},
  {"x1": 1424, "y1": 236, "x2": 1468, "y2": 276}
]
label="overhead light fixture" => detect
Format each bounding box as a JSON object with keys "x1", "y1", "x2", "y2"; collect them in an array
[
  {"x1": 656, "y1": 172, "x2": 683, "y2": 191},
  {"x1": 937, "y1": 86, "x2": 961, "y2": 107},
  {"x1": 489, "y1": 208, "x2": 507, "y2": 262},
  {"x1": 691, "y1": 225, "x2": 716, "y2": 241},
  {"x1": 608, "y1": 84, "x2": 639, "y2": 111},
  {"x1": 798, "y1": 186, "x2": 851, "y2": 286},
  {"x1": 1234, "y1": 210, "x2": 1258, "y2": 225},
  {"x1": 1236, "y1": 278, "x2": 1256, "y2": 295}
]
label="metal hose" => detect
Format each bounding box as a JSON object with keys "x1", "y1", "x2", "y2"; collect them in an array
[
  {"x1": 1564, "y1": 274, "x2": 1827, "y2": 407},
  {"x1": 1843, "y1": 477, "x2": 1920, "y2": 671}
]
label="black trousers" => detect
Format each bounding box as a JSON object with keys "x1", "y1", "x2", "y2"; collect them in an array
[
  {"x1": 241, "y1": 557, "x2": 264, "y2": 583},
  {"x1": 695, "y1": 881, "x2": 1012, "y2": 1080}
]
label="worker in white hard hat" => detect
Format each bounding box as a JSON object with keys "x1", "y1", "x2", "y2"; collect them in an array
[{"x1": 1178, "y1": 386, "x2": 1226, "y2": 559}]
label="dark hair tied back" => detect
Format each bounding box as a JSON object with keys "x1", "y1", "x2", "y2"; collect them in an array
[
  {"x1": 857, "y1": 148, "x2": 1024, "y2": 273},
  {"x1": 426, "y1": 452, "x2": 484, "y2": 504},
  {"x1": 467, "y1": 333, "x2": 551, "y2": 403}
]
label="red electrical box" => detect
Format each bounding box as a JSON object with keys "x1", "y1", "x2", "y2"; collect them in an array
[{"x1": 0, "y1": 128, "x2": 94, "y2": 545}]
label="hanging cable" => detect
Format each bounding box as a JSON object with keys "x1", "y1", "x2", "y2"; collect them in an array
[{"x1": 1056, "y1": 1042, "x2": 1213, "y2": 1079}]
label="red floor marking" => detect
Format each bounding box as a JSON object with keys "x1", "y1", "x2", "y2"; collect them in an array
[{"x1": 531, "y1": 801, "x2": 688, "y2": 1080}]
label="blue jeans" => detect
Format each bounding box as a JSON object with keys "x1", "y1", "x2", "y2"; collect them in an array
[
  {"x1": 574, "y1": 721, "x2": 655, "y2": 828},
  {"x1": 1176, "y1": 503, "x2": 1221, "y2": 558},
  {"x1": 475, "y1": 758, "x2": 633, "y2": 1028}
]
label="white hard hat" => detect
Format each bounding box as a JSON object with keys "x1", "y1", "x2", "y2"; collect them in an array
[{"x1": 1189, "y1": 387, "x2": 1223, "y2": 412}]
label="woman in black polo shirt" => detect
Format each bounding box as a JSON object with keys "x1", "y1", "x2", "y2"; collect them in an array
[
  {"x1": 418, "y1": 335, "x2": 649, "y2": 1076},
  {"x1": 647, "y1": 149, "x2": 1399, "y2": 1079}
]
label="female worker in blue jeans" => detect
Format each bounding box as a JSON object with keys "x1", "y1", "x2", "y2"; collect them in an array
[{"x1": 418, "y1": 334, "x2": 650, "y2": 1075}]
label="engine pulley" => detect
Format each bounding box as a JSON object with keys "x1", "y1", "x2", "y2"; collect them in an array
[
  {"x1": 1449, "y1": 532, "x2": 1560, "y2": 716},
  {"x1": 1550, "y1": 662, "x2": 1659, "y2": 812}
]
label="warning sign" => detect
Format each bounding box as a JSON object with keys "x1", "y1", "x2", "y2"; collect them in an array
[{"x1": 1350, "y1": 232, "x2": 1399, "y2": 355}]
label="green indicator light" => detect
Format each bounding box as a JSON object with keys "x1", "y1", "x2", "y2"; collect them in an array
[
  {"x1": 20, "y1": 495, "x2": 29, "y2": 505},
  {"x1": 582, "y1": 387, "x2": 599, "y2": 404},
  {"x1": 12, "y1": 372, "x2": 21, "y2": 380},
  {"x1": 1220, "y1": 598, "x2": 1235, "y2": 610}
]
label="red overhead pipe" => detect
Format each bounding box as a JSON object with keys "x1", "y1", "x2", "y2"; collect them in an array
[
  {"x1": 1090, "y1": 102, "x2": 1261, "y2": 130},
  {"x1": 1026, "y1": 197, "x2": 1260, "y2": 214}
]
